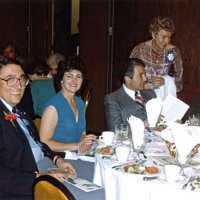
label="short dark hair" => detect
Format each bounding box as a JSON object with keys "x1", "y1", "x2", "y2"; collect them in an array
[
  {"x1": 24, "y1": 57, "x2": 49, "y2": 76},
  {"x1": 120, "y1": 57, "x2": 145, "y2": 84},
  {"x1": 0, "y1": 57, "x2": 21, "y2": 69},
  {"x1": 55, "y1": 56, "x2": 87, "y2": 90}
]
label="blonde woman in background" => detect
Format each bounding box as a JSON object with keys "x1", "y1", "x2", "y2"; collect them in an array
[
  {"x1": 47, "y1": 53, "x2": 65, "y2": 78},
  {"x1": 130, "y1": 16, "x2": 183, "y2": 101}
]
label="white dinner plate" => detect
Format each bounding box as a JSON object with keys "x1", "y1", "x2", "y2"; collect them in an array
[
  {"x1": 119, "y1": 163, "x2": 160, "y2": 177},
  {"x1": 158, "y1": 175, "x2": 187, "y2": 184},
  {"x1": 96, "y1": 146, "x2": 115, "y2": 156},
  {"x1": 146, "y1": 147, "x2": 166, "y2": 154}
]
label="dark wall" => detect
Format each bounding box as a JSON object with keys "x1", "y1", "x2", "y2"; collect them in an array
[
  {"x1": 113, "y1": 0, "x2": 200, "y2": 88},
  {"x1": 0, "y1": 0, "x2": 29, "y2": 58},
  {"x1": 80, "y1": 0, "x2": 200, "y2": 133},
  {"x1": 80, "y1": 0, "x2": 109, "y2": 133}
]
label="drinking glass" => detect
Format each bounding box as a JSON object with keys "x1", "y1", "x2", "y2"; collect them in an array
[
  {"x1": 175, "y1": 150, "x2": 191, "y2": 175},
  {"x1": 188, "y1": 115, "x2": 200, "y2": 126},
  {"x1": 115, "y1": 124, "x2": 129, "y2": 144}
]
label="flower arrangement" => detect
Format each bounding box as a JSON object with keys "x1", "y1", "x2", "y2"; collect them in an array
[
  {"x1": 3, "y1": 111, "x2": 16, "y2": 126},
  {"x1": 165, "y1": 49, "x2": 175, "y2": 64}
]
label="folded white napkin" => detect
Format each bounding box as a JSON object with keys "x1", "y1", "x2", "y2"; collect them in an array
[
  {"x1": 64, "y1": 150, "x2": 95, "y2": 162},
  {"x1": 64, "y1": 150, "x2": 78, "y2": 160},
  {"x1": 154, "y1": 75, "x2": 176, "y2": 101},
  {"x1": 127, "y1": 115, "x2": 144, "y2": 149},
  {"x1": 146, "y1": 97, "x2": 162, "y2": 128},
  {"x1": 166, "y1": 123, "x2": 200, "y2": 164}
]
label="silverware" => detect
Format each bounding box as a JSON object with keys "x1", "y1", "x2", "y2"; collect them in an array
[
  {"x1": 182, "y1": 176, "x2": 195, "y2": 189},
  {"x1": 140, "y1": 151, "x2": 147, "y2": 159},
  {"x1": 190, "y1": 182, "x2": 196, "y2": 191},
  {"x1": 153, "y1": 160, "x2": 163, "y2": 166},
  {"x1": 143, "y1": 176, "x2": 158, "y2": 181},
  {"x1": 112, "y1": 160, "x2": 146, "y2": 170},
  {"x1": 112, "y1": 161, "x2": 132, "y2": 169}
]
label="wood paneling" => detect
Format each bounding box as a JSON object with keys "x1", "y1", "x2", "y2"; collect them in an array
[
  {"x1": 80, "y1": 0, "x2": 200, "y2": 133},
  {"x1": 0, "y1": 0, "x2": 52, "y2": 59},
  {"x1": 80, "y1": 0, "x2": 109, "y2": 133},
  {"x1": 0, "y1": 0, "x2": 29, "y2": 58},
  {"x1": 113, "y1": 0, "x2": 200, "y2": 88}
]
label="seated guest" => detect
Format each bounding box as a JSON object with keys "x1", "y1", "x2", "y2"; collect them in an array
[
  {"x1": 46, "y1": 52, "x2": 65, "y2": 78},
  {"x1": 40, "y1": 56, "x2": 97, "y2": 153},
  {"x1": 0, "y1": 57, "x2": 76, "y2": 199},
  {"x1": 25, "y1": 57, "x2": 56, "y2": 117},
  {"x1": 0, "y1": 41, "x2": 24, "y2": 64},
  {"x1": 46, "y1": 52, "x2": 65, "y2": 92},
  {"x1": 104, "y1": 58, "x2": 157, "y2": 131},
  {"x1": 0, "y1": 41, "x2": 35, "y2": 118}
]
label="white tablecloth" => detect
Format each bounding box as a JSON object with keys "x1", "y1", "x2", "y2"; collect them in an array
[{"x1": 93, "y1": 140, "x2": 200, "y2": 200}]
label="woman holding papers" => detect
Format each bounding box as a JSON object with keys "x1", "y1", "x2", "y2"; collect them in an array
[{"x1": 130, "y1": 16, "x2": 183, "y2": 101}]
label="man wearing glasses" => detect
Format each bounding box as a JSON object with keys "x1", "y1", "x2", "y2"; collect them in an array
[{"x1": 0, "y1": 58, "x2": 76, "y2": 199}]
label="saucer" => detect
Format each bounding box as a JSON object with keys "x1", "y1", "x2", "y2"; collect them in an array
[
  {"x1": 146, "y1": 147, "x2": 165, "y2": 154},
  {"x1": 110, "y1": 154, "x2": 133, "y2": 163},
  {"x1": 158, "y1": 175, "x2": 187, "y2": 184}
]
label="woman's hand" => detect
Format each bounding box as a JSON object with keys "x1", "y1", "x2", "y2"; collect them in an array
[
  {"x1": 78, "y1": 134, "x2": 97, "y2": 153},
  {"x1": 152, "y1": 75, "x2": 165, "y2": 87}
]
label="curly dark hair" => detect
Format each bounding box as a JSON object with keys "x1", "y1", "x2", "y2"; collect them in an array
[{"x1": 55, "y1": 56, "x2": 87, "y2": 91}]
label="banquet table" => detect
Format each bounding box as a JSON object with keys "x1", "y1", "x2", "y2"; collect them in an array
[{"x1": 93, "y1": 136, "x2": 200, "y2": 200}]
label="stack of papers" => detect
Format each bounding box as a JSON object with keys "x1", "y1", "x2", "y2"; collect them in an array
[
  {"x1": 48, "y1": 168, "x2": 101, "y2": 192},
  {"x1": 146, "y1": 94, "x2": 189, "y2": 128}
]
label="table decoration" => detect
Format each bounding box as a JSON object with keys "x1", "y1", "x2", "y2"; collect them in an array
[{"x1": 160, "y1": 124, "x2": 200, "y2": 159}]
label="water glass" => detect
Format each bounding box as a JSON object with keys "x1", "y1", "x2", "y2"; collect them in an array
[
  {"x1": 115, "y1": 124, "x2": 129, "y2": 143},
  {"x1": 188, "y1": 115, "x2": 200, "y2": 126}
]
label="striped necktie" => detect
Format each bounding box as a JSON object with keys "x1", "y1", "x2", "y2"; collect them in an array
[
  {"x1": 135, "y1": 91, "x2": 145, "y2": 107},
  {"x1": 12, "y1": 106, "x2": 36, "y2": 139}
]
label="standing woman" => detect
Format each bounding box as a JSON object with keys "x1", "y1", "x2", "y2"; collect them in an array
[
  {"x1": 130, "y1": 16, "x2": 183, "y2": 101},
  {"x1": 40, "y1": 56, "x2": 96, "y2": 153}
]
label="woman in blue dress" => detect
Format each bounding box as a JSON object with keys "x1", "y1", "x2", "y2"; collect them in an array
[{"x1": 40, "y1": 56, "x2": 96, "y2": 153}]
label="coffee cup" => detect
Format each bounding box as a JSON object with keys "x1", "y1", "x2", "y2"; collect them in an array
[
  {"x1": 115, "y1": 146, "x2": 130, "y2": 162},
  {"x1": 99, "y1": 131, "x2": 115, "y2": 145},
  {"x1": 164, "y1": 165, "x2": 181, "y2": 183}
]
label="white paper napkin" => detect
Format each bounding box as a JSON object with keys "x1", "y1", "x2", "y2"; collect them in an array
[
  {"x1": 146, "y1": 97, "x2": 162, "y2": 128},
  {"x1": 169, "y1": 123, "x2": 200, "y2": 164},
  {"x1": 127, "y1": 115, "x2": 144, "y2": 149}
]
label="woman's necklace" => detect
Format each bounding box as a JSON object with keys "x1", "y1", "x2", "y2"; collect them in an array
[{"x1": 150, "y1": 39, "x2": 166, "y2": 75}]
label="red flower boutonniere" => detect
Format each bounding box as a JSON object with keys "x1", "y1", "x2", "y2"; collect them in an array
[{"x1": 3, "y1": 111, "x2": 17, "y2": 126}]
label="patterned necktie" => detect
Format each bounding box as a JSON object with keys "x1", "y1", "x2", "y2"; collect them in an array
[
  {"x1": 135, "y1": 91, "x2": 145, "y2": 107},
  {"x1": 12, "y1": 106, "x2": 36, "y2": 140}
]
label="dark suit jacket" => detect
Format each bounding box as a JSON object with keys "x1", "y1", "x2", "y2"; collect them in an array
[
  {"x1": 0, "y1": 100, "x2": 56, "y2": 199},
  {"x1": 104, "y1": 86, "x2": 157, "y2": 131}
]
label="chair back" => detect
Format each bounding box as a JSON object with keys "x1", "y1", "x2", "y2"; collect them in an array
[
  {"x1": 84, "y1": 87, "x2": 93, "y2": 113},
  {"x1": 32, "y1": 175, "x2": 76, "y2": 200}
]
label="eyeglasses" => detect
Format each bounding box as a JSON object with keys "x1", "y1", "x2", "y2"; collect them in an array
[{"x1": 0, "y1": 75, "x2": 29, "y2": 87}]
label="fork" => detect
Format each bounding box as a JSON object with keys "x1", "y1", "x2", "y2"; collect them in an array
[{"x1": 182, "y1": 176, "x2": 195, "y2": 189}]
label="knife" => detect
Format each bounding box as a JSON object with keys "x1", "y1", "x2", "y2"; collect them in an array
[
  {"x1": 112, "y1": 161, "x2": 133, "y2": 169},
  {"x1": 143, "y1": 176, "x2": 158, "y2": 181}
]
